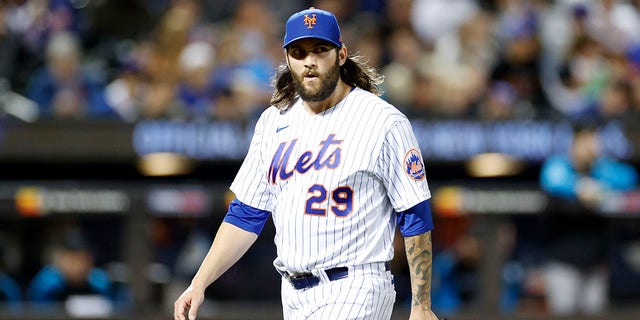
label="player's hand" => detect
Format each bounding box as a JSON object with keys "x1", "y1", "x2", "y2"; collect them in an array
[
  {"x1": 408, "y1": 306, "x2": 440, "y2": 320},
  {"x1": 174, "y1": 284, "x2": 205, "y2": 320}
]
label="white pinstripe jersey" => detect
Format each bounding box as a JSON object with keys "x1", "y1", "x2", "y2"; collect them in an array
[{"x1": 230, "y1": 88, "x2": 431, "y2": 273}]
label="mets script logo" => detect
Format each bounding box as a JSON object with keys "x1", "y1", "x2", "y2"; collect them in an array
[
  {"x1": 304, "y1": 14, "x2": 317, "y2": 29},
  {"x1": 404, "y1": 149, "x2": 425, "y2": 181},
  {"x1": 268, "y1": 134, "x2": 342, "y2": 184}
]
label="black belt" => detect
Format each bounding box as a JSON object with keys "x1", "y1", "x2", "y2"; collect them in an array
[
  {"x1": 283, "y1": 267, "x2": 349, "y2": 290},
  {"x1": 281, "y1": 263, "x2": 390, "y2": 290}
]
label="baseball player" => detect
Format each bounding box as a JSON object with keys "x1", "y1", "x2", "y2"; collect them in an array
[{"x1": 174, "y1": 7, "x2": 439, "y2": 320}]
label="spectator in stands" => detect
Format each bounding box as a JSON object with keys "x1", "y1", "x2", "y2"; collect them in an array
[
  {"x1": 404, "y1": 71, "x2": 438, "y2": 120},
  {"x1": 622, "y1": 44, "x2": 640, "y2": 127},
  {"x1": 126, "y1": 0, "x2": 216, "y2": 121},
  {"x1": 103, "y1": 47, "x2": 150, "y2": 122},
  {"x1": 490, "y1": 0, "x2": 546, "y2": 119},
  {"x1": 540, "y1": 0, "x2": 640, "y2": 64},
  {"x1": 26, "y1": 31, "x2": 114, "y2": 119},
  {"x1": 591, "y1": 80, "x2": 633, "y2": 122},
  {"x1": 539, "y1": 1, "x2": 640, "y2": 123},
  {"x1": 4, "y1": 0, "x2": 89, "y2": 92},
  {"x1": 147, "y1": 0, "x2": 203, "y2": 86},
  {"x1": 474, "y1": 80, "x2": 520, "y2": 121},
  {"x1": 208, "y1": 0, "x2": 277, "y2": 121},
  {"x1": 430, "y1": 231, "x2": 482, "y2": 315},
  {"x1": 406, "y1": 0, "x2": 495, "y2": 119},
  {"x1": 541, "y1": 34, "x2": 611, "y2": 120},
  {"x1": 9, "y1": 0, "x2": 84, "y2": 52},
  {"x1": 583, "y1": 0, "x2": 640, "y2": 55},
  {"x1": 27, "y1": 229, "x2": 113, "y2": 304},
  {"x1": 176, "y1": 41, "x2": 217, "y2": 120},
  {"x1": 381, "y1": 27, "x2": 425, "y2": 110},
  {"x1": 0, "y1": 2, "x2": 19, "y2": 83},
  {"x1": 410, "y1": 0, "x2": 478, "y2": 45},
  {"x1": 0, "y1": 246, "x2": 21, "y2": 312},
  {"x1": 630, "y1": 67, "x2": 640, "y2": 127},
  {"x1": 539, "y1": 121, "x2": 638, "y2": 316}
]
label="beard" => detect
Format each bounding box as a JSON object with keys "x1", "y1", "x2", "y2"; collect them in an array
[{"x1": 291, "y1": 57, "x2": 341, "y2": 102}]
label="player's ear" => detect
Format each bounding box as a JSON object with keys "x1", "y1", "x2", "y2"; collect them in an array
[{"x1": 338, "y1": 45, "x2": 347, "y2": 66}]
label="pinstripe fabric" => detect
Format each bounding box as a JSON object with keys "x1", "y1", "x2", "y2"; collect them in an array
[
  {"x1": 231, "y1": 88, "x2": 431, "y2": 271},
  {"x1": 281, "y1": 263, "x2": 396, "y2": 319},
  {"x1": 230, "y1": 88, "x2": 431, "y2": 317}
]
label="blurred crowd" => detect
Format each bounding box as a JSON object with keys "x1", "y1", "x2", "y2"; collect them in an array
[
  {"x1": 0, "y1": 0, "x2": 638, "y2": 126},
  {"x1": 0, "y1": 218, "x2": 130, "y2": 317}
]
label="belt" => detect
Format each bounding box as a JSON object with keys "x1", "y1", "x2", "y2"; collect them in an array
[
  {"x1": 281, "y1": 263, "x2": 390, "y2": 290},
  {"x1": 282, "y1": 267, "x2": 349, "y2": 290}
]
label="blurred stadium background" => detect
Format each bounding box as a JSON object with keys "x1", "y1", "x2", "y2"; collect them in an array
[{"x1": 0, "y1": 0, "x2": 640, "y2": 319}]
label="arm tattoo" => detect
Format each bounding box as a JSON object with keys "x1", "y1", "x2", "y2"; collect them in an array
[{"x1": 405, "y1": 231, "x2": 432, "y2": 309}]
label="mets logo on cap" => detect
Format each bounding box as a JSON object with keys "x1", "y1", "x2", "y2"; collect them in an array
[
  {"x1": 304, "y1": 13, "x2": 317, "y2": 29},
  {"x1": 404, "y1": 148, "x2": 426, "y2": 181}
]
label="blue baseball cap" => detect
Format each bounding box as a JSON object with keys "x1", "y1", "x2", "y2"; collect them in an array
[{"x1": 283, "y1": 7, "x2": 342, "y2": 48}]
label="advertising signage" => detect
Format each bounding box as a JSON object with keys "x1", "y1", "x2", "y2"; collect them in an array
[{"x1": 132, "y1": 120, "x2": 634, "y2": 162}]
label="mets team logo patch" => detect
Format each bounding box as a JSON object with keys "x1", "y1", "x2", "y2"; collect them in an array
[{"x1": 404, "y1": 149, "x2": 425, "y2": 181}]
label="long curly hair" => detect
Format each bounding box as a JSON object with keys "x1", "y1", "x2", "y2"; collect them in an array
[{"x1": 270, "y1": 50, "x2": 384, "y2": 111}]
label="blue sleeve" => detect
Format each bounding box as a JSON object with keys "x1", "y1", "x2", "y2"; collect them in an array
[
  {"x1": 0, "y1": 273, "x2": 22, "y2": 302},
  {"x1": 397, "y1": 199, "x2": 434, "y2": 237},
  {"x1": 539, "y1": 156, "x2": 578, "y2": 198},
  {"x1": 88, "y1": 268, "x2": 112, "y2": 296},
  {"x1": 26, "y1": 69, "x2": 55, "y2": 115},
  {"x1": 27, "y1": 266, "x2": 65, "y2": 301},
  {"x1": 593, "y1": 158, "x2": 638, "y2": 191},
  {"x1": 223, "y1": 199, "x2": 271, "y2": 235}
]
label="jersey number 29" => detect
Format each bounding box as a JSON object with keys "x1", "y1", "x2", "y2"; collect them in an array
[{"x1": 305, "y1": 184, "x2": 353, "y2": 217}]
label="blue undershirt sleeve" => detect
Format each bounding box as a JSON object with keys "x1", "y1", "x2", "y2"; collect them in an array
[
  {"x1": 397, "y1": 199, "x2": 434, "y2": 237},
  {"x1": 223, "y1": 199, "x2": 271, "y2": 235}
]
